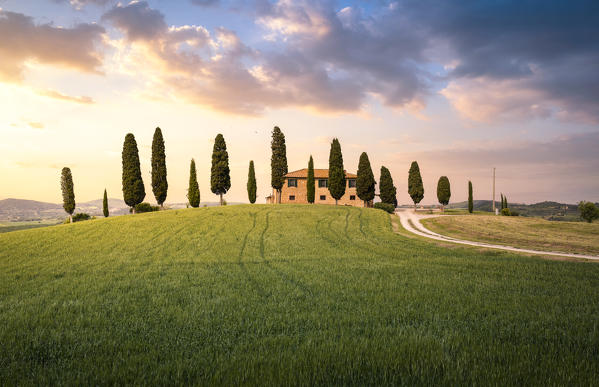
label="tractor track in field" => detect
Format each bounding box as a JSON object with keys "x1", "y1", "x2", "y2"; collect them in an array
[
  {"x1": 328, "y1": 208, "x2": 395, "y2": 260},
  {"x1": 237, "y1": 211, "x2": 269, "y2": 298},
  {"x1": 258, "y1": 211, "x2": 313, "y2": 297}
]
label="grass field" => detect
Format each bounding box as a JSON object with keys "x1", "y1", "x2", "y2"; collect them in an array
[
  {"x1": 0, "y1": 219, "x2": 61, "y2": 233},
  {"x1": 422, "y1": 214, "x2": 599, "y2": 255},
  {"x1": 1, "y1": 205, "x2": 599, "y2": 384}
]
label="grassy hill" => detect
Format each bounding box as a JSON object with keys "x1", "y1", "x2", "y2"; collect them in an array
[
  {"x1": 1, "y1": 205, "x2": 598, "y2": 384},
  {"x1": 422, "y1": 215, "x2": 599, "y2": 255}
]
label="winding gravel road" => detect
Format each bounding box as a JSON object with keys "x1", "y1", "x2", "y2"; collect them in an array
[{"x1": 395, "y1": 209, "x2": 599, "y2": 261}]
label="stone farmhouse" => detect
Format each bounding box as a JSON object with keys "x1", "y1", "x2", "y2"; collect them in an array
[{"x1": 266, "y1": 168, "x2": 368, "y2": 207}]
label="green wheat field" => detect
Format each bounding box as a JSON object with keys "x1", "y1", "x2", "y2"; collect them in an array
[{"x1": 1, "y1": 205, "x2": 598, "y2": 384}]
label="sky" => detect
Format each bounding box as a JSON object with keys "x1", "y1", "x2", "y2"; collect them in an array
[{"x1": 0, "y1": 0, "x2": 598, "y2": 205}]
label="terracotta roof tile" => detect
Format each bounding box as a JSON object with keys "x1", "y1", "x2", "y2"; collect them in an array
[{"x1": 285, "y1": 168, "x2": 357, "y2": 179}]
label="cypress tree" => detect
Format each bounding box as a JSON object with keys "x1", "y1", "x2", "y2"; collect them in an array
[
  {"x1": 247, "y1": 160, "x2": 257, "y2": 204},
  {"x1": 504, "y1": 194, "x2": 508, "y2": 209},
  {"x1": 103, "y1": 189, "x2": 109, "y2": 217},
  {"x1": 500, "y1": 193, "x2": 505, "y2": 210},
  {"x1": 60, "y1": 167, "x2": 75, "y2": 223},
  {"x1": 122, "y1": 133, "x2": 145, "y2": 213},
  {"x1": 408, "y1": 161, "x2": 424, "y2": 208},
  {"x1": 210, "y1": 134, "x2": 230, "y2": 205},
  {"x1": 271, "y1": 126, "x2": 288, "y2": 204},
  {"x1": 379, "y1": 166, "x2": 397, "y2": 205},
  {"x1": 328, "y1": 138, "x2": 345, "y2": 205},
  {"x1": 151, "y1": 127, "x2": 168, "y2": 209},
  {"x1": 436, "y1": 176, "x2": 451, "y2": 211},
  {"x1": 468, "y1": 181, "x2": 473, "y2": 214},
  {"x1": 356, "y1": 152, "x2": 375, "y2": 207},
  {"x1": 307, "y1": 155, "x2": 315, "y2": 204},
  {"x1": 188, "y1": 159, "x2": 200, "y2": 207}
]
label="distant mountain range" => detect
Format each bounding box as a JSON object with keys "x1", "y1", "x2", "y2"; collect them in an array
[{"x1": 0, "y1": 198, "x2": 244, "y2": 221}]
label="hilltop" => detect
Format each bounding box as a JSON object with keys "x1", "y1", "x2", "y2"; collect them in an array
[{"x1": 1, "y1": 205, "x2": 598, "y2": 384}]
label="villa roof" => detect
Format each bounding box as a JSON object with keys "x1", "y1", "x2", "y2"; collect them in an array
[{"x1": 284, "y1": 168, "x2": 357, "y2": 179}]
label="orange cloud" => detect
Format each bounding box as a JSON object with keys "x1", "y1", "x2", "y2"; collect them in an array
[
  {"x1": 0, "y1": 10, "x2": 105, "y2": 82},
  {"x1": 36, "y1": 89, "x2": 95, "y2": 104}
]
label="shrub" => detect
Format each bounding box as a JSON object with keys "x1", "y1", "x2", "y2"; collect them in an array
[
  {"x1": 134, "y1": 202, "x2": 159, "y2": 213},
  {"x1": 501, "y1": 208, "x2": 511, "y2": 216},
  {"x1": 509, "y1": 209, "x2": 519, "y2": 216},
  {"x1": 72, "y1": 213, "x2": 91, "y2": 222},
  {"x1": 374, "y1": 202, "x2": 395, "y2": 213}
]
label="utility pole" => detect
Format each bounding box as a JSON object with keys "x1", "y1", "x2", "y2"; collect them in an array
[{"x1": 492, "y1": 167, "x2": 496, "y2": 214}]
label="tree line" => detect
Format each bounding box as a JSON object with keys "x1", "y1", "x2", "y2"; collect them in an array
[
  {"x1": 58, "y1": 125, "x2": 467, "y2": 217},
  {"x1": 60, "y1": 125, "x2": 596, "y2": 222}
]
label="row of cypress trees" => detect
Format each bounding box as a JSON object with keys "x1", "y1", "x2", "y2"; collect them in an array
[{"x1": 60, "y1": 125, "x2": 479, "y2": 218}]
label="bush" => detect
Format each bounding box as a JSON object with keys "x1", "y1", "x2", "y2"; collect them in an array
[
  {"x1": 72, "y1": 213, "x2": 91, "y2": 222},
  {"x1": 500, "y1": 208, "x2": 511, "y2": 216},
  {"x1": 134, "y1": 202, "x2": 160, "y2": 213},
  {"x1": 374, "y1": 202, "x2": 395, "y2": 214},
  {"x1": 509, "y1": 209, "x2": 519, "y2": 216}
]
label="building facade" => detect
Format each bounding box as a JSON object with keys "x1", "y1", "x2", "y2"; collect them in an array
[{"x1": 267, "y1": 168, "x2": 367, "y2": 207}]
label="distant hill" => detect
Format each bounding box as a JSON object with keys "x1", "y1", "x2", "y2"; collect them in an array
[
  {"x1": 448, "y1": 200, "x2": 582, "y2": 221},
  {"x1": 0, "y1": 198, "x2": 244, "y2": 221},
  {"x1": 0, "y1": 198, "x2": 129, "y2": 221}
]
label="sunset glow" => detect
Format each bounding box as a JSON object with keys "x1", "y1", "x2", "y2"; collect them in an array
[{"x1": 1, "y1": 0, "x2": 597, "y2": 205}]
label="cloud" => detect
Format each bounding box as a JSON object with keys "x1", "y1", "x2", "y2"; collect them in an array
[
  {"x1": 0, "y1": 10, "x2": 105, "y2": 82},
  {"x1": 190, "y1": 0, "x2": 219, "y2": 7},
  {"x1": 27, "y1": 122, "x2": 45, "y2": 129},
  {"x1": 405, "y1": 0, "x2": 599, "y2": 122},
  {"x1": 36, "y1": 89, "x2": 95, "y2": 104},
  {"x1": 102, "y1": 1, "x2": 166, "y2": 41},
  {"x1": 101, "y1": 0, "x2": 433, "y2": 115},
  {"x1": 99, "y1": 0, "x2": 598, "y2": 121},
  {"x1": 53, "y1": 0, "x2": 114, "y2": 9}
]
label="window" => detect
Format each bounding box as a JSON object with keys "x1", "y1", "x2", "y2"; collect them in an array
[
  {"x1": 318, "y1": 179, "x2": 328, "y2": 188},
  {"x1": 320, "y1": 195, "x2": 326, "y2": 201},
  {"x1": 348, "y1": 179, "x2": 356, "y2": 188},
  {"x1": 350, "y1": 195, "x2": 356, "y2": 200},
  {"x1": 289, "y1": 195, "x2": 295, "y2": 201},
  {"x1": 288, "y1": 178, "x2": 297, "y2": 187}
]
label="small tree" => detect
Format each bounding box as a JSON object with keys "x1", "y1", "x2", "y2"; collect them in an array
[
  {"x1": 103, "y1": 189, "x2": 109, "y2": 217},
  {"x1": 356, "y1": 152, "x2": 375, "y2": 207},
  {"x1": 379, "y1": 166, "x2": 396, "y2": 205},
  {"x1": 307, "y1": 155, "x2": 315, "y2": 204},
  {"x1": 436, "y1": 176, "x2": 451, "y2": 211},
  {"x1": 151, "y1": 127, "x2": 168, "y2": 209},
  {"x1": 211, "y1": 134, "x2": 231, "y2": 205},
  {"x1": 61, "y1": 167, "x2": 75, "y2": 223},
  {"x1": 468, "y1": 181, "x2": 473, "y2": 214},
  {"x1": 328, "y1": 138, "x2": 345, "y2": 205},
  {"x1": 408, "y1": 161, "x2": 424, "y2": 209},
  {"x1": 579, "y1": 201, "x2": 599, "y2": 223},
  {"x1": 271, "y1": 126, "x2": 288, "y2": 204},
  {"x1": 247, "y1": 160, "x2": 257, "y2": 204},
  {"x1": 122, "y1": 133, "x2": 145, "y2": 213},
  {"x1": 188, "y1": 158, "x2": 200, "y2": 208}
]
